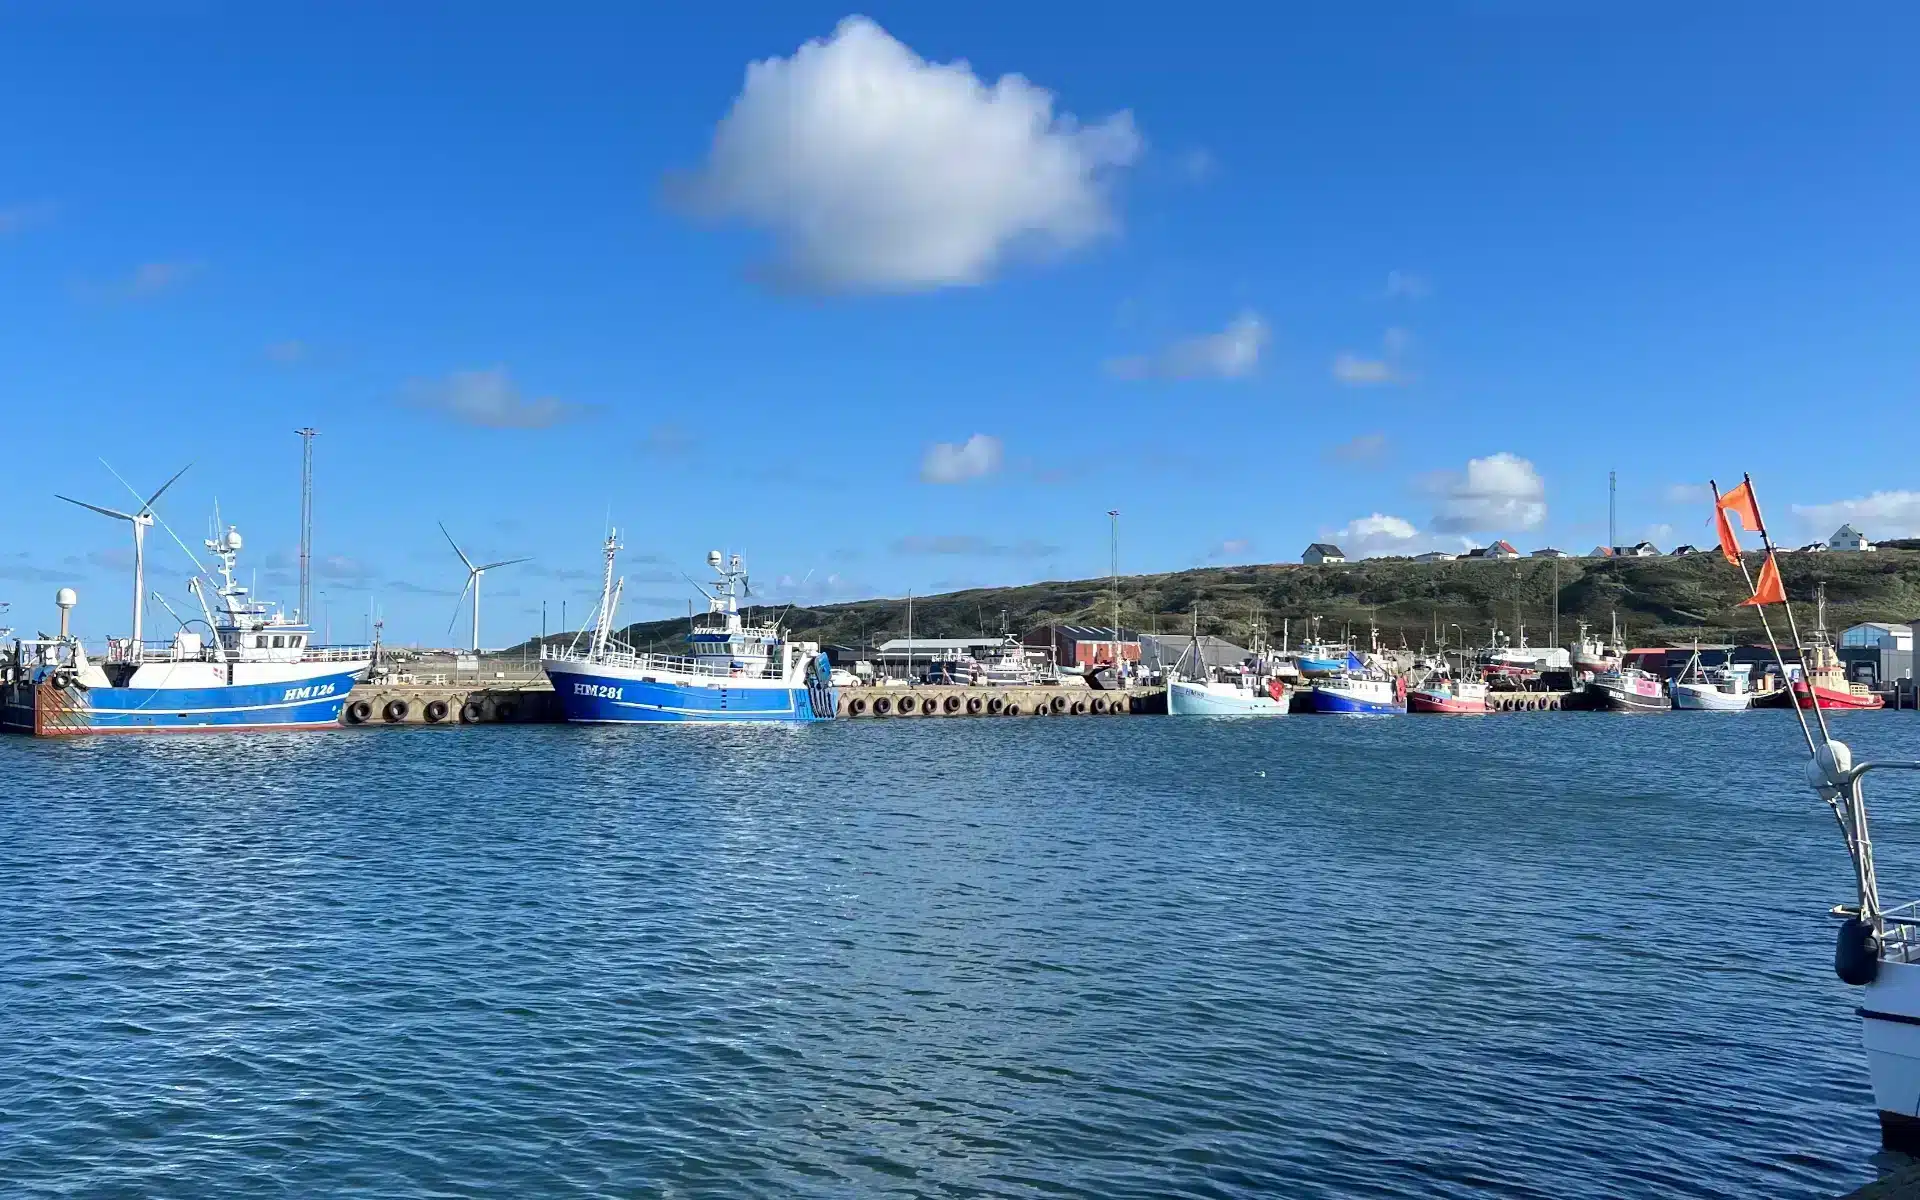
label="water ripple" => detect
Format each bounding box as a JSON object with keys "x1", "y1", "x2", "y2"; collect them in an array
[{"x1": 2, "y1": 711, "x2": 1912, "y2": 1197}]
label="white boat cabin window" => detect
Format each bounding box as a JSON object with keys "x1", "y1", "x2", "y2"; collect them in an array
[
  {"x1": 271, "y1": 635, "x2": 285, "y2": 648},
  {"x1": 256, "y1": 635, "x2": 268, "y2": 648}
]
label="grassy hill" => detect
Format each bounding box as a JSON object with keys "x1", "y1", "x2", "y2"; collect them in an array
[{"x1": 590, "y1": 550, "x2": 1920, "y2": 654}]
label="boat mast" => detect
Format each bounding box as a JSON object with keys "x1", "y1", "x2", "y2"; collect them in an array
[{"x1": 590, "y1": 527, "x2": 621, "y2": 659}]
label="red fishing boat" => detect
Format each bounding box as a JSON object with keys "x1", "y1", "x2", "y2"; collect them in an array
[
  {"x1": 1790, "y1": 585, "x2": 1885, "y2": 710},
  {"x1": 1407, "y1": 676, "x2": 1489, "y2": 714}
]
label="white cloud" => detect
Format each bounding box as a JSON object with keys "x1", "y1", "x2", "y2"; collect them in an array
[
  {"x1": 1331, "y1": 353, "x2": 1398, "y2": 386},
  {"x1": 669, "y1": 16, "x2": 1141, "y2": 293},
  {"x1": 1323, "y1": 513, "x2": 1472, "y2": 559},
  {"x1": 1325, "y1": 432, "x2": 1389, "y2": 463},
  {"x1": 892, "y1": 534, "x2": 1058, "y2": 558},
  {"x1": 1430, "y1": 452, "x2": 1547, "y2": 533},
  {"x1": 1108, "y1": 312, "x2": 1268, "y2": 380},
  {"x1": 1384, "y1": 270, "x2": 1430, "y2": 299},
  {"x1": 1792, "y1": 491, "x2": 1920, "y2": 539},
  {"x1": 407, "y1": 366, "x2": 583, "y2": 429},
  {"x1": 920, "y1": 434, "x2": 1003, "y2": 483},
  {"x1": 1664, "y1": 482, "x2": 1712, "y2": 505}
]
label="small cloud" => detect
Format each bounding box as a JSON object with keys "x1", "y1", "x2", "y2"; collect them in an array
[
  {"x1": 405, "y1": 366, "x2": 585, "y2": 430},
  {"x1": 75, "y1": 260, "x2": 202, "y2": 302},
  {"x1": 316, "y1": 555, "x2": 375, "y2": 584},
  {"x1": 1664, "y1": 482, "x2": 1712, "y2": 505},
  {"x1": 666, "y1": 16, "x2": 1141, "y2": 293},
  {"x1": 1429, "y1": 452, "x2": 1547, "y2": 533},
  {"x1": 1207, "y1": 538, "x2": 1252, "y2": 561},
  {"x1": 1325, "y1": 432, "x2": 1389, "y2": 463},
  {"x1": 1325, "y1": 513, "x2": 1472, "y2": 559},
  {"x1": 1108, "y1": 311, "x2": 1268, "y2": 380},
  {"x1": 264, "y1": 340, "x2": 308, "y2": 364},
  {"x1": 1792, "y1": 490, "x2": 1920, "y2": 539},
  {"x1": 385, "y1": 580, "x2": 459, "y2": 597},
  {"x1": 891, "y1": 534, "x2": 1059, "y2": 558},
  {"x1": 1331, "y1": 353, "x2": 1398, "y2": 386},
  {"x1": 640, "y1": 424, "x2": 692, "y2": 458},
  {"x1": 920, "y1": 434, "x2": 1004, "y2": 484},
  {"x1": 1384, "y1": 270, "x2": 1430, "y2": 300},
  {"x1": 0, "y1": 200, "x2": 57, "y2": 236}
]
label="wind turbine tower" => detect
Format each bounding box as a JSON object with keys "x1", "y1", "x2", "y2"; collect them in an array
[
  {"x1": 56, "y1": 463, "x2": 191, "y2": 654},
  {"x1": 439, "y1": 522, "x2": 529, "y2": 653}
]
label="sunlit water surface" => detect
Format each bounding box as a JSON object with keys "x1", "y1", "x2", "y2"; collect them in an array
[{"x1": 5, "y1": 711, "x2": 1919, "y2": 1198}]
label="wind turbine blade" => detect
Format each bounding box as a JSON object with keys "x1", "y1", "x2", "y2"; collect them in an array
[
  {"x1": 143, "y1": 462, "x2": 193, "y2": 512},
  {"x1": 56, "y1": 494, "x2": 135, "y2": 521},
  {"x1": 476, "y1": 556, "x2": 530, "y2": 571},
  {"x1": 448, "y1": 574, "x2": 474, "y2": 636},
  {"x1": 439, "y1": 521, "x2": 475, "y2": 571}
]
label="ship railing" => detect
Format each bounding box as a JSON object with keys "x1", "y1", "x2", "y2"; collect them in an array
[
  {"x1": 543, "y1": 642, "x2": 784, "y2": 681},
  {"x1": 300, "y1": 645, "x2": 375, "y2": 663}
]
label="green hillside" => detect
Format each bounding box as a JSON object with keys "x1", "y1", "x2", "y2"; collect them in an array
[{"x1": 597, "y1": 550, "x2": 1920, "y2": 654}]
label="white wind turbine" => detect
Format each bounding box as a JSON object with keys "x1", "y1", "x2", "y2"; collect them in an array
[
  {"x1": 440, "y1": 522, "x2": 529, "y2": 653},
  {"x1": 56, "y1": 462, "x2": 192, "y2": 655}
]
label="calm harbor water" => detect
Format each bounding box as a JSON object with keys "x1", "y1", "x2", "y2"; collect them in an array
[{"x1": 4, "y1": 712, "x2": 1918, "y2": 1198}]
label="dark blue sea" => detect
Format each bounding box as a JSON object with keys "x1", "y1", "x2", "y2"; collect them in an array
[{"x1": 5, "y1": 711, "x2": 1919, "y2": 1198}]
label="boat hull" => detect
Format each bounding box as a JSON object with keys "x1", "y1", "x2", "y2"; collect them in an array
[
  {"x1": 1860, "y1": 959, "x2": 1920, "y2": 1152},
  {"x1": 1309, "y1": 684, "x2": 1405, "y2": 715},
  {"x1": 1671, "y1": 682, "x2": 1752, "y2": 711},
  {"x1": 1406, "y1": 689, "x2": 1486, "y2": 714},
  {"x1": 1584, "y1": 681, "x2": 1672, "y2": 712},
  {"x1": 1167, "y1": 679, "x2": 1289, "y2": 717},
  {"x1": 1792, "y1": 682, "x2": 1885, "y2": 710},
  {"x1": 0, "y1": 668, "x2": 364, "y2": 736},
  {"x1": 544, "y1": 658, "x2": 834, "y2": 723}
]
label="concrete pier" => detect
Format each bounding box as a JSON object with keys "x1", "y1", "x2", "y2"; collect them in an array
[
  {"x1": 340, "y1": 678, "x2": 560, "y2": 725},
  {"x1": 838, "y1": 685, "x2": 1165, "y2": 718}
]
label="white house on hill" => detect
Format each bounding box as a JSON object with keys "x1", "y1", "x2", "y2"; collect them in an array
[
  {"x1": 1303, "y1": 543, "x2": 1346, "y2": 565},
  {"x1": 1829, "y1": 524, "x2": 1875, "y2": 552}
]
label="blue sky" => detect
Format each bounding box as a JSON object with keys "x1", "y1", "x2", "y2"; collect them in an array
[{"x1": 3, "y1": 3, "x2": 1916, "y2": 645}]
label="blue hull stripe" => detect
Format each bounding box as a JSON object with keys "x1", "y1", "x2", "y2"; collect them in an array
[
  {"x1": 549, "y1": 667, "x2": 833, "y2": 724},
  {"x1": 1, "y1": 670, "x2": 361, "y2": 735},
  {"x1": 1309, "y1": 689, "x2": 1405, "y2": 715}
]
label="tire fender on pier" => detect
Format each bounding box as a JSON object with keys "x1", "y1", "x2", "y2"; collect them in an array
[
  {"x1": 383, "y1": 699, "x2": 410, "y2": 723},
  {"x1": 460, "y1": 700, "x2": 484, "y2": 724},
  {"x1": 986, "y1": 696, "x2": 1004, "y2": 714},
  {"x1": 1050, "y1": 696, "x2": 1066, "y2": 714},
  {"x1": 943, "y1": 695, "x2": 962, "y2": 715},
  {"x1": 966, "y1": 697, "x2": 983, "y2": 715},
  {"x1": 1070, "y1": 700, "x2": 1087, "y2": 716},
  {"x1": 423, "y1": 699, "x2": 449, "y2": 724},
  {"x1": 346, "y1": 700, "x2": 373, "y2": 725},
  {"x1": 1091, "y1": 697, "x2": 1108, "y2": 714},
  {"x1": 848, "y1": 696, "x2": 868, "y2": 717},
  {"x1": 921, "y1": 697, "x2": 937, "y2": 715}
]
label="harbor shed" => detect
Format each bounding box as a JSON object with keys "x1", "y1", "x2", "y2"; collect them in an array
[
  {"x1": 1303, "y1": 543, "x2": 1346, "y2": 565},
  {"x1": 1026, "y1": 625, "x2": 1140, "y2": 669},
  {"x1": 1839, "y1": 622, "x2": 1913, "y2": 687},
  {"x1": 1137, "y1": 633, "x2": 1250, "y2": 677},
  {"x1": 1530, "y1": 547, "x2": 1567, "y2": 558}
]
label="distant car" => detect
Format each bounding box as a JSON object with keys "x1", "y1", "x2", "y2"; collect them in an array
[{"x1": 829, "y1": 668, "x2": 860, "y2": 688}]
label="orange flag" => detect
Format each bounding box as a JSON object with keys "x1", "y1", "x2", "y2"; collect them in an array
[
  {"x1": 1715, "y1": 480, "x2": 1763, "y2": 564},
  {"x1": 1740, "y1": 551, "x2": 1786, "y2": 606}
]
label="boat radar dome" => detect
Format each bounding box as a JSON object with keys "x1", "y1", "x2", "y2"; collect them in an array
[
  {"x1": 222, "y1": 527, "x2": 243, "y2": 552},
  {"x1": 55, "y1": 586, "x2": 77, "y2": 638},
  {"x1": 707, "y1": 550, "x2": 723, "y2": 570}
]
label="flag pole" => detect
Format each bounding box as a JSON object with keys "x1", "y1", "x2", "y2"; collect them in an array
[
  {"x1": 1739, "y1": 472, "x2": 1832, "y2": 746},
  {"x1": 1713, "y1": 478, "x2": 1818, "y2": 757}
]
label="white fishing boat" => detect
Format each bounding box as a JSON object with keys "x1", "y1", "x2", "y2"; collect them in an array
[
  {"x1": 1166, "y1": 609, "x2": 1289, "y2": 717},
  {"x1": 1670, "y1": 645, "x2": 1757, "y2": 711}
]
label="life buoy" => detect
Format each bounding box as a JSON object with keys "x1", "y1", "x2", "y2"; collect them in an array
[{"x1": 424, "y1": 699, "x2": 449, "y2": 723}]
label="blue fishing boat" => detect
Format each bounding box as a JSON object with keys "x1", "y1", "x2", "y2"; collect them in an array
[
  {"x1": 541, "y1": 533, "x2": 835, "y2": 724},
  {"x1": 1309, "y1": 652, "x2": 1407, "y2": 715},
  {"x1": 1, "y1": 470, "x2": 371, "y2": 735}
]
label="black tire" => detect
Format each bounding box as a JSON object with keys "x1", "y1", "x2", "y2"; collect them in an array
[
  {"x1": 874, "y1": 696, "x2": 892, "y2": 716},
  {"x1": 987, "y1": 696, "x2": 1004, "y2": 715},
  {"x1": 383, "y1": 699, "x2": 409, "y2": 723},
  {"x1": 1005, "y1": 703, "x2": 1021, "y2": 716},
  {"x1": 423, "y1": 699, "x2": 449, "y2": 723},
  {"x1": 943, "y1": 696, "x2": 962, "y2": 714},
  {"x1": 966, "y1": 697, "x2": 983, "y2": 715},
  {"x1": 1091, "y1": 697, "x2": 1108, "y2": 714},
  {"x1": 849, "y1": 697, "x2": 867, "y2": 716},
  {"x1": 1070, "y1": 700, "x2": 1087, "y2": 716},
  {"x1": 346, "y1": 700, "x2": 372, "y2": 725},
  {"x1": 460, "y1": 701, "x2": 484, "y2": 724}
]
